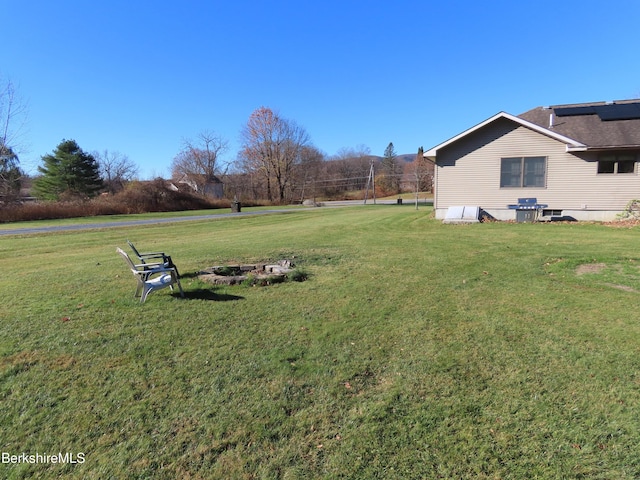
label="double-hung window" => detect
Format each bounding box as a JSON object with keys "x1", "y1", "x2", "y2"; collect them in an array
[
  {"x1": 597, "y1": 153, "x2": 636, "y2": 174},
  {"x1": 500, "y1": 156, "x2": 546, "y2": 188}
]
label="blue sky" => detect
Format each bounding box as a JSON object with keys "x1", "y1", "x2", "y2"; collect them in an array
[{"x1": 4, "y1": 0, "x2": 640, "y2": 178}]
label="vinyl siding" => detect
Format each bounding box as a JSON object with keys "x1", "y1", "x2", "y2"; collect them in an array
[{"x1": 435, "y1": 117, "x2": 640, "y2": 218}]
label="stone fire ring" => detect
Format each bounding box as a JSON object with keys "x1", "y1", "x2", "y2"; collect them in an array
[{"x1": 198, "y1": 260, "x2": 293, "y2": 285}]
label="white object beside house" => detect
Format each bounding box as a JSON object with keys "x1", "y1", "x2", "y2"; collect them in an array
[{"x1": 443, "y1": 206, "x2": 480, "y2": 224}]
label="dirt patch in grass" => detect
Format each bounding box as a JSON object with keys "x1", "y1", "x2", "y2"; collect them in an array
[
  {"x1": 606, "y1": 283, "x2": 637, "y2": 292},
  {"x1": 575, "y1": 263, "x2": 607, "y2": 275},
  {"x1": 575, "y1": 262, "x2": 639, "y2": 292}
]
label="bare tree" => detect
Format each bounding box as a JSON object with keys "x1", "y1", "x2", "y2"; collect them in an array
[
  {"x1": 411, "y1": 146, "x2": 434, "y2": 191},
  {"x1": 94, "y1": 150, "x2": 139, "y2": 193},
  {"x1": 292, "y1": 145, "x2": 325, "y2": 202},
  {"x1": 329, "y1": 145, "x2": 374, "y2": 193},
  {"x1": 0, "y1": 77, "x2": 28, "y2": 155},
  {"x1": 404, "y1": 146, "x2": 434, "y2": 209},
  {"x1": 239, "y1": 107, "x2": 312, "y2": 203},
  {"x1": 171, "y1": 130, "x2": 228, "y2": 194},
  {"x1": 0, "y1": 77, "x2": 28, "y2": 199}
]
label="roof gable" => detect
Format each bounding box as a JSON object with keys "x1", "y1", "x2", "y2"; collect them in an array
[{"x1": 424, "y1": 112, "x2": 585, "y2": 160}]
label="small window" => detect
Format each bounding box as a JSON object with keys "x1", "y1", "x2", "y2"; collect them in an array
[
  {"x1": 542, "y1": 209, "x2": 562, "y2": 217},
  {"x1": 597, "y1": 154, "x2": 636, "y2": 174},
  {"x1": 500, "y1": 157, "x2": 546, "y2": 187},
  {"x1": 618, "y1": 160, "x2": 636, "y2": 173}
]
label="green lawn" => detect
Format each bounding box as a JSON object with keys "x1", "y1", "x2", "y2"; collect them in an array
[
  {"x1": 0, "y1": 205, "x2": 304, "y2": 230},
  {"x1": 1, "y1": 206, "x2": 639, "y2": 479}
]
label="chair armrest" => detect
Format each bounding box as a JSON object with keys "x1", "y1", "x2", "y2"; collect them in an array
[
  {"x1": 139, "y1": 252, "x2": 167, "y2": 257},
  {"x1": 139, "y1": 254, "x2": 173, "y2": 265},
  {"x1": 133, "y1": 262, "x2": 164, "y2": 269},
  {"x1": 133, "y1": 266, "x2": 177, "y2": 275}
]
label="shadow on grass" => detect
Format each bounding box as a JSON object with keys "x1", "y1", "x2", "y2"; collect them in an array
[
  {"x1": 171, "y1": 271, "x2": 245, "y2": 301},
  {"x1": 179, "y1": 271, "x2": 202, "y2": 279},
  {"x1": 174, "y1": 288, "x2": 244, "y2": 302}
]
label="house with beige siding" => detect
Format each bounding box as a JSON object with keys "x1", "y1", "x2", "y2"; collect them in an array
[{"x1": 425, "y1": 100, "x2": 640, "y2": 221}]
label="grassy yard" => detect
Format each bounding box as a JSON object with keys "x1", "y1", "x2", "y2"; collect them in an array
[
  {"x1": 1, "y1": 206, "x2": 639, "y2": 479},
  {"x1": 0, "y1": 205, "x2": 303, "y2": 230}
]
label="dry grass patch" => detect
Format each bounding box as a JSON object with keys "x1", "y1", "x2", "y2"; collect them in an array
[{"x1": 576, "y1": 262, "x2": 607, "y2": 275}]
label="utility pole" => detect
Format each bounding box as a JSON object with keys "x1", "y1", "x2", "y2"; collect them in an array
[
  {"x1": 414, "y1": 146, "x2": 424, "y2": 210},
  {"x1": 364, "y1": 160, "x2": 376, "y2": 204}
]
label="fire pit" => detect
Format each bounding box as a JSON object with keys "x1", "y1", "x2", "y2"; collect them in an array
[{"x1": 198, "y1": 260, "x2": 295, "y2": 286}]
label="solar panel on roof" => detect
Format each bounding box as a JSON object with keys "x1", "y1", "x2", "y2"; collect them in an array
[
  {"x1": 554, "y1": 103, "x2": 640, "y2": 120},
  {"x1": 554, "y1": 106, "x2": 597, "y2": 116},
  {"x1": 596, "y1": 103, "x2": 640, "y2": 121}
]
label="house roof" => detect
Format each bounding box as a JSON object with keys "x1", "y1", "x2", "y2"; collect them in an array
[
  {"x1": 176, "y1": 173, "x2": 223, "y2": 184},
  {"x1": 423, "y1": 111, "x2": 585, "y2": 159},
  {"x1": 518, "y1": 99, "x2": 640, "y2": 151},
  {"x1": 425, "y1": 99, "x2": 640, "y2": 160}
]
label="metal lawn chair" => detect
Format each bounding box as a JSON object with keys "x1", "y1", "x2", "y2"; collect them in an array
[
  {"x1": 127, "y1": 240, "x2": 180, "y2": 277},
  {"x1": 117, "y1": 247, "x2": 184, "y2": 303}
]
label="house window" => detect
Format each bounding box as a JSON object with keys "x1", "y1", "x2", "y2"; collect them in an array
[
  {"x1": 542, "y1": 209, "x2": 563, "y2": 217},
  {"x1": 500, "y1": 157, "x2": 546, "y2": 187},
  {"x1": 597, "y1": 154, "x2": 636, "y2": 174}
]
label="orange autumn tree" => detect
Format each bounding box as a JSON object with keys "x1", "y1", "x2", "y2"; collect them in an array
[{"x1": 239, "y1": 107, "x2": 312, "y2": 203}]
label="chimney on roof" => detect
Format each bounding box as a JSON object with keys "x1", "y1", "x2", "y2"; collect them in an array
[{"x1": 549, "y1": 112, "x2": 555, "y2": 128}]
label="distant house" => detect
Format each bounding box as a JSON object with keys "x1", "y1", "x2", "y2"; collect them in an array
[
  {"x1": 176, "y1": 174, "x2": 224, "y2": 199},
  {"x1": 425, "y1": 100, "x2": 640, "y2": 221}
]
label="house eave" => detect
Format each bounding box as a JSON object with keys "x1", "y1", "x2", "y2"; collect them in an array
[
  {"x1": 424, "y1": 111, "x2": 586, "y2": 160},
  {"x1": 566, "y1": 144, "x2": 640, "y2": 153}
]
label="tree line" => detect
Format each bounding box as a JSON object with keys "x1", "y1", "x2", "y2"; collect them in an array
[
  {"x1": 175, "y1": 106, "x2": 433, "y2": 204},
  {"x1": 1, "y1": 77, "x2": 432, "y2": 205}
]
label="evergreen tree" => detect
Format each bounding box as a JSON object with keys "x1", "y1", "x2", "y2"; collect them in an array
[
  {"x1": 380, "y1": 142, "x2": 400, "y2": 194},
  {"x1": 0, "y1": 143, "x2": 22, "y2": 198},
  {"x1": 34, "y1": 139, "x2": 103, "y2": 200}
]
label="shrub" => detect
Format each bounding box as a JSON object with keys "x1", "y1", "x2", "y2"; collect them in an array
[
  {"x1": 0, "y1": 180, "x2": 231, "y2": 223},
  {"x1": 616, "y1": 199, "x2": 640, "y2": 220},
  {"x1": 287, "y1": 268, "x2": 310, "y2": 282}
]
